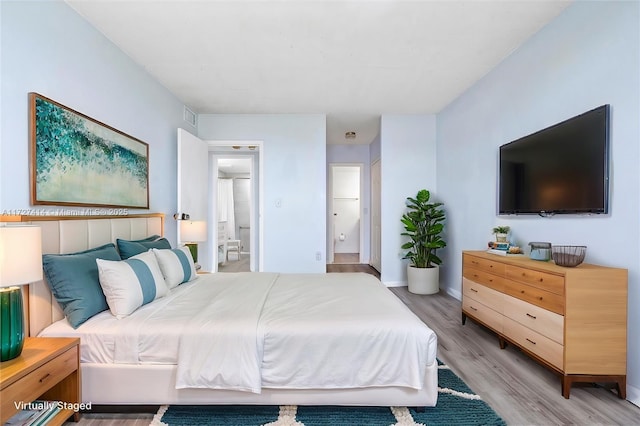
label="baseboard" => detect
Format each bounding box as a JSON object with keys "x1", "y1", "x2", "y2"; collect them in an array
[
  {"x1": 383, "y1": 281, "x2": 407, "y2": 288},
  {"x1": 626, "y1": 383, "x2": 640, "y2": 408},
  {"x1": 445, "y1": 286, "x2": 462, "y2": 301}
]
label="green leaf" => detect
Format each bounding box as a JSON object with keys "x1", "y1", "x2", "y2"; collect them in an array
[{"x1": 400, "y1": 189, "x2": 446, "y2": 268}]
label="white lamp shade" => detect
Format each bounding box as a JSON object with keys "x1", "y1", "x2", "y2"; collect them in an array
[
  {"x1": 0, "y1": 225, "x2": 43, "y2": 287},
  {"x1": 179, "y1": 220, "x2": 207, "y2": 243}
]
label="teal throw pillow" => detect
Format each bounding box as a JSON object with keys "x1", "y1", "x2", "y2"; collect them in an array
[
  {"x1": 43, "y1": 243, "x2": 121, "y2": 328},
  {"x1": 117, "y1": 237, "x2": 171, "y2": 259}
]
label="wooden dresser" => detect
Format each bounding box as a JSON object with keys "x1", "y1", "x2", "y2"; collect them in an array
[{"x1": 461, "y1": 250, "x2": 627, "y2": 399}]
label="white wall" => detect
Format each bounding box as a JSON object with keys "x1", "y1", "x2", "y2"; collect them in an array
[
  {"x1": 0, "y1": 1, "x2": 187, "y2": 244},
  {"x1": 380, "y1": 115, "x2": 437, "y2": 285},
  {"x1": 198, "y1": 114, "x2": 327, "y2": 273},
  {"x1": 437, "y1": 1, "x2": 640, "y2": 405}
]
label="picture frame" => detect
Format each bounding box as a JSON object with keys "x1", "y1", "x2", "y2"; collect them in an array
[{"x1": 29, "y1": 93, "x2": 149, "y2": 209}]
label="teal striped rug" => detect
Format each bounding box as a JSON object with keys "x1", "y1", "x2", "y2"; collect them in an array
[{"x1": 151, "y1": 361, "x2": 505, "y2": 425}]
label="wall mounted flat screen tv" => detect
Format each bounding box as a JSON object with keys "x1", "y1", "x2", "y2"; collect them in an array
[{"x1": 499, "y1": 105, "x2": 610, "y2": 215}]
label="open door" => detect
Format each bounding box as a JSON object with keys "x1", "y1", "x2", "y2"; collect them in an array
[{"x1": 177, "y1": 129, "x2": 209, "y2": 270}]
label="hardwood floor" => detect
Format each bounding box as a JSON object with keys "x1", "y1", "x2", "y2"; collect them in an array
[
  {"x1": 333, "y1": 253, "x2": 360, "y2": 264},
  {"x1": 66, "y1": 285, "x2": 639, "y2": 425},
  {"x1": 217, "y1": 253, "x2": 250, "y2": 272},
  {"x1": 326, "y1": 262, "x2": 380, "y2": 278}
]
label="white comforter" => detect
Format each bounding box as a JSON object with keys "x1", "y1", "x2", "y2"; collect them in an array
[{"x1": 41, "y1": 272, "x2": 437, "y2": 393}]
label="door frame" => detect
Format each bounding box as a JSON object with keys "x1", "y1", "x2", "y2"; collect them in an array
[
  {"x1": 207, "y1": 141, "x2": 264, "y2": 272},
  {"x1": 327, "y1": 163, "x2": 364, "y2": 264},
  {"x1": 370, "y1": 159, "x2": 381, "y2": 273}
]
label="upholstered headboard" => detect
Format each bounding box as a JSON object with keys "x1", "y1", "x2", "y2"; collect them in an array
[{"x1": 0, "y1": 214, "x2": 163, "y2": 337}]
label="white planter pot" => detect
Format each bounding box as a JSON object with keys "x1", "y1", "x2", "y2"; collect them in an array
[
  {"x1": 496, "y1": 233, "x2": 508, "y2": 242},
  {"x1": 407, "y1": 264, "x2": 439, "y2": 295}
]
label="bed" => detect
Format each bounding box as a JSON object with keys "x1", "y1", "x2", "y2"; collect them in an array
[{"x1": 7, "y1": 214, "x2": 438, "y2": 407}]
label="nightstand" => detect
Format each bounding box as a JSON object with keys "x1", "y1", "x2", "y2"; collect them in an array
[{"x1": 1, "y1": 337, "x2": 81, "y2": 424}]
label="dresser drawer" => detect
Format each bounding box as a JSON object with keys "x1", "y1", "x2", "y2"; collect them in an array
[
  {"x1": 463, "y1": 296, "x2": 503, "y2": 333},
  {"x1": 2, "y1": 346, "x2": 78, "y2": 408},
  {"x1": 503, "y1": 294, "x2": 564, "y2": 344},
  {"x1": 504, "y1": 317, "x2": 564, "y2": 370},
  {"x1": 463, "y1": 266, "x2": 506, "y2": 293},
  {"x1": 504, "y1": 280, "x2": 564, "y2": 315},
  {"x1": 463, "y1": 254, "x2": 505, "y2": 276},
  {"x1": 506, "y1": 265, "x2": 564, "y2": 295},
  {"x1": 463, "y1": 278, "x2": 504, "y2": 313}
]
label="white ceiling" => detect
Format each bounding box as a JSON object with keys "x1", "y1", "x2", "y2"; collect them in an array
[
  {"x1": 217, "y1": 157, "x2": 252, "y2": 175},
  {"x1": 65, "y1": 0, "x2": 571, "y2": 145}
]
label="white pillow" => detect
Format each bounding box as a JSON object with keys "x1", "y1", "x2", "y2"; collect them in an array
[
  {"x1": 96, "y1": 251, "x2": 169, "y2": 318},
  {"x1": 152, "y1": 246, "x2": 198, "y2": 288}
]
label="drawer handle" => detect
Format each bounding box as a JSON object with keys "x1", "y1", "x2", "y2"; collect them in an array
[
  {"x1": 539, "y1": 278, "x2": 544, "y2": 282},
  {"x1": 469, "y1": 306, "x2": 478, "y2": 311},
  {"x1": 488, "y1": 278, "x2": 493, "y2": 282},
  {"x1": 526, "y1": 338, "x2": 537, "y2": 345},
  {"x1": 39, "y1": 373, "x2": 51, "y2": 383},
  {"x1": 470, "y1": 288, "x2": 478, "y2": 293},
  {"x1": 526, "y1": 313, "x2": 537, "y2": 319},
  {"x1": 473, "y1": 274, "x2": 479, "y2": 278},
  {"x1": 520, "y1": 290, "x2": 525, "y2": 294}
]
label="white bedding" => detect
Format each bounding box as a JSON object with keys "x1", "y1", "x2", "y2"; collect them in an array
[{"x1": 40, "y1": 272, "x2": 437, "y2": 393}]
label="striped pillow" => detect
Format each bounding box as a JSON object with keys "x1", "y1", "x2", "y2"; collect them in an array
[
  {"x1": 152, "y1": 247, "x2": 198, "y2": 288},
  {"x1": 96, "y1": 251, "x2": 169, "y2": 318}
]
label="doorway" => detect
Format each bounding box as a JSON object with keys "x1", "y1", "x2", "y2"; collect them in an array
[
  {"x1": 215, "y1": 157, "x2": 251, "y2": 272},
  {"x1": 209, "y1": 142, "x2": 263, "y2": 273},
  {"x1": 328, "y1": 164, "x2": 363, "y2": 264}
]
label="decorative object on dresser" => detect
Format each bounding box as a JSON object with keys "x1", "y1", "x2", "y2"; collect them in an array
[
  {"x1": 461, "y1": 250, "x2": 627, "y2": 399},
  {"x1": 29, "y1": 93, "x2": 149, "y2": 209},
  {"x1": 492, "y1": 226, "x2": 510, "y2": 243},
  {"x1": 0, "y1": 225, "x2": 42, "y2": 361},
  {"x1": 528, "y1": 241, "x2": 551, "y2": 261},
  {"x1": 401, "y1": 189, "x2": 446, "y2": 295},
  {"x1": 0, "y1": 337, "x2": 81, "y2": 424},
  {"x1": 551, "y1": 245, "x2": 587, "y2": 267}
]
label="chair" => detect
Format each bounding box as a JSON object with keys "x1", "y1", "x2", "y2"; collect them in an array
[
  {"x1": 226, "y1": 239, "x2": 241, "y2": 262},
  {"x1": 217, "y1": 222, "x2": 228, "y2": 264}
]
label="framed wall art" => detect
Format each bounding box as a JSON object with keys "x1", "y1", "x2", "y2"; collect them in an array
[{"x1": 29, "y1": 93, "x2": 149, "y2": 209}]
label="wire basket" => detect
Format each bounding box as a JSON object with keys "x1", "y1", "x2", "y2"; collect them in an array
[{"x1": 552, "y1": 245, "x2": 586, "y2": 267}]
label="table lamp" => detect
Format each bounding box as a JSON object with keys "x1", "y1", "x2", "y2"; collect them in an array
[
  {"x1": 0, "y1": 225, "x2": 42, "y2": 361},
  {"x1": 179, "y1": 220, "x2": 207, "y2": 263}
]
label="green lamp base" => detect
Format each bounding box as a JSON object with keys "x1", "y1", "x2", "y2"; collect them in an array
[
  {"x1": 185, "y1": 243, "x2": 198, "y2": 263},
  {"x1": 0, "y1": 286, "x2": 25, "y2": 362}
]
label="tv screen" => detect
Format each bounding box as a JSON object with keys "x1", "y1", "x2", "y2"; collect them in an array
[{"x1": 499, "y1": 105, "x2": 610, "y2": 215}]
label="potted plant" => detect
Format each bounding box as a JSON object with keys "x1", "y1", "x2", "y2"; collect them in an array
[
  {"x1": 492, "y1": 226, "x2": 510, "y2": 243},
  {"x1": 401, "y1": 189, "x2": 446, "y2": 294}
]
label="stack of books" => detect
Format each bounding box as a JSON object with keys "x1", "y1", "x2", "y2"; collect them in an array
[
  {"x1": 486, "y1": 241, "x2": 524, "y2": 256},
  {"x1": 487, "y1": 241, "x2": 509, "y2": 255},
  {"x1": 5, "y1": 400, "x2": 61, "y2": 426}
]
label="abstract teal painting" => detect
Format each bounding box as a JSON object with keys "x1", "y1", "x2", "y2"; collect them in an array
[{"x1": 29, "y1": 93, "x2": 149, "y2": 208}]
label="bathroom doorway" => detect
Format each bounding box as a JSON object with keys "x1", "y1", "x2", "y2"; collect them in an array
[
  {"x1": 216, "y1": 157, "x2": 251, "y2": 272},
  {"x1": 209, "y1": 142, "x2": 262, "y2": 273},
  {"x1": 328, "y1": 164, "x2": 363, "y2": 264}
]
